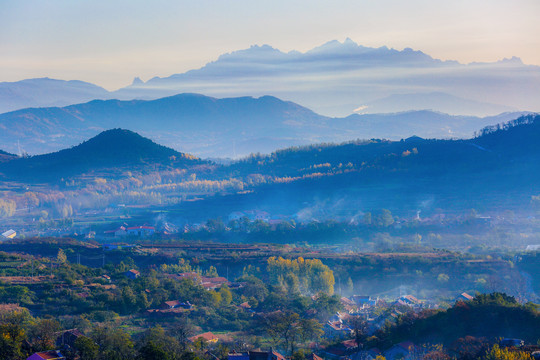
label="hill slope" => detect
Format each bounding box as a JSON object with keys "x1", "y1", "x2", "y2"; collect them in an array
[
  {"x1": 190, "y1": 114, "x2": 540, "y2": 218},
  {"x1": 0, "y1": 78, "x2": 110, "y2": 113},
  {"x1": 0, "y1": 129, "x2": 201, "y2": 181},
  {"x1": 0, "y1": 93, "x2": 528, "y2": 158},
  {"x1": 0, "y1": 94, "x2": 327, "y2": 157}
]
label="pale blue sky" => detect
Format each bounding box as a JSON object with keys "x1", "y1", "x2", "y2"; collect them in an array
[{"x1": 1, "y1": 0, "x2": 539, "y2": 90}]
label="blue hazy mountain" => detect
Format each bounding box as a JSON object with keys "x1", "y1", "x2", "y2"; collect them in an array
[
  {"x1": 0, "y1": 93, "x2": 529, "y2": 158},
  {"x1": 0, "y1": 78, "x2": 110, "y2": 113},
  {"x1": 113, "y1": 39, "x2": 540, "y2": 116},
  {"x1": 2, "y1": 115, "x2": 540, "y2": 216},
  {"x1": 360, "y1": 92, "x2": 517, "y2": 116},
  {"x1": 0, "y1": 129, "x2": 202, "y2": 181},
  {"x1": 1, "y1": 40, "x2": 539, "y2": 116}
]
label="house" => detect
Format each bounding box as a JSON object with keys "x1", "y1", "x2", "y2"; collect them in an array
[
  {"x1": 228, "y1": 352, "x2": 250, "y2": 360},
  {"x1": 188, "y1": 332, "x2": 218, "y2": 343},
  {"x1": 200, "y1": 276, "x2": 229, "y2": 290},
  {"x1": 244, "y1": 210, "x2": 270, "y2": 222},
  {"x1": 55, "y1": 329, "x2": 84, "y2": 349},
  {"x1": 229, "y1": 350, "x2": 287, "y2": 360},
  {"x1": 161, "y1": 300, "x2": 193, "y2": 310},
  {"x1": 396, "y1": 295, "x2": 420, "y2": 307},
  {"x1": 1, "y1": 229, "x2": 16, "y2": 239},
  {"x1": 170, "y1": 272, "x2": 229, "y2": 289},
  {"x1": 102, "y1": 243, "x2": 136, "y2": 251},
  {"x1": 101, "y1": 275, "x2": 111, "y2": 282},
  {"x1": 342, "y1": 339, "x2": 360, "y2": 351},
  {"x1": 340, "y1": 297, "x2": 357, "y2": 311},
  {"x1": 351, "y1": 295, "x2": 378, "y2": 307},
  {"x1": 228, "y1": 211, "x2": 246, "y2": 222},
  {"x1": 104, "y1": 226, "x2": 127, "y2": 237},
  {"x1": 125, "y1": 269, "x2": 140, "y2": 279},
  {"x1": 325, "y1": 320, "x2": 352, "y2": 339},
  {"x1": 127, "y1": 226, "x2": 155, "y2": 237},
  {"x1": 455, "y1": 292, "x2": 474, "y2": 302},
  {"x1": 384, "y1": 342, "x2": 417, "y2": 360},
  {"x1": 351, "y1": 348, "x2": 382, "y2": 360},
  {"x1": 500, "y1": 338, "x2": 524, "y2": 348},
  {"x1": 27, "y1": 350, "x2": 65, "y2": 360},
  {"x1": 239, "y1": 301, "x2": 251, "y2": 310}
]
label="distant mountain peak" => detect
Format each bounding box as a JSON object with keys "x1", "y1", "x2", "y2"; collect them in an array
[
  {"x1": 131, "y1": 77, "x2": 144, "y2": 86},
  {"x1": 499, "y1": 56, "x2": 524, "y2": 64},
  {"x1": 216, "y1": 44, "x2": 285, "y2": 61},
  {"x1": 0, "y1": 128, "x2": 202, "y2": 182}
]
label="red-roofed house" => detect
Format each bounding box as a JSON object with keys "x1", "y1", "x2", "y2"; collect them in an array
[
  {"x1": 189, "y1": 332, "x2": 218, "y2": 343},
  {"x1": 27, "y1": 350, "x2": 65, "y2": 360},
  {"x1": 455, "y1": 292, "x2": 474, "y2": 302},
  {"x1": 104, "y1": 226, "x2": 127, "y2": 237},
  {"x1": 125, "y1": 269, "x2": 140, "y2": 279},
  {"x1": 161, "y1": 300, "x2": 193, "y2": 310},
  {"x1": 228, "y1": 350, "x2": 287, "y2": 360},
  {"x1": 127, "y1": 226, "x2": 155, "y2": 237}
]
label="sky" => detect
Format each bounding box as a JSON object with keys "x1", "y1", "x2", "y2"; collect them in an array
[{"x1": 1, "y1": 0, "x2": 540, "y2": 90}]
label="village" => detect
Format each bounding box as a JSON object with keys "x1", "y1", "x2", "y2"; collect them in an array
[{"x1": 22, "y1": 273, "x2": 540, "y2": 360}]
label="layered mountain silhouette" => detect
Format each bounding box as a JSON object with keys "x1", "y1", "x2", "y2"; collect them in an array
[
  {"x1": 0, "y1": 129, "x2": 201, "y2": 181},
  {"x1": 0, "y1": 78, "x2": 110, "y2": 114},
  {"x1": 0, "y1": 93, "x2": 529, "y2": 158},
  {"x1": 115, "y1": 40, "x2": 539, "y2": 117},
  {"x1": 2, "y1": 39, "x2": 539, "y2": 116},
  {"x1": 191, "y1": 114, "x2": 540, "y2": 218},
  {"x1": 360, "y1": 92, "x2": 517, "y2": 116},
  {"x1": 2, "y1": 115, "x2": 540, "y2": 216},
  {"x1": 0, "y1": 149, "x2": 16, "y2": 163}
]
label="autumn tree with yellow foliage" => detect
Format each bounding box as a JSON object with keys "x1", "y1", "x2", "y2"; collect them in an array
[{"x1": 267, "y1": 256, "x2": 335, "y2": 295}]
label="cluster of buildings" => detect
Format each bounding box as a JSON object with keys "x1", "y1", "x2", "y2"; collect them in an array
[
  {"x1": 321, "y1": 292, "x2": 476, "y2": 359},
  {"x1": 104, "y1": 224, "x2": 156, "y2": 238},
  {"x1": 167, "y1": 272, "x2": 230, "y2": 290}
]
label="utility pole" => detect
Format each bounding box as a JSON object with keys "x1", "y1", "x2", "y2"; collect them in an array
[{"x1": 102, "y1": 254, "x2": 105, "y2": 267}]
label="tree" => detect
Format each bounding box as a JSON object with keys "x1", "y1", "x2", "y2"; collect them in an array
[
  {"x1": 91, "y1": 326, "x2": 135, "y2": 360},
  {"x1": 437, "y1": 274, "x2": 449, "y2": 283},
  {"x1": 483, "y1": 344, "x2": 532, "y2": 360},
  {"x1": 57, "y1": 249, "x2": 67, "y2": 264},
  {"x1": 30, "y1": 319, "x2": 60, "y2": 351},
  {"x1": 139, "y1": 341, "x2": 170, "y2": 360},
  {"x1": 170, "y1": 316, "x2": 194, "y2": 350},
  {"x1": 346, "y1": 277, "x2": 354, "y2": 293},
  {"x1": 74, "y1": 336, "x2": 99, "y2": 360},
  {"x1": 219, "y1": 285, "x2": 232, "y2": 306},
  {"x1": 121, "y1": 286, "x2": 137, "y2": 312},
  {"x1": 374, "y1": 209, "x2": 394, "y2": 227},
  {"x1": 0, "y1": 199, "x2": 16, "y2": 218},
  {"x1": 298, "y1": 318, "x2": 323, "y2": 345},
  {"x1": 238, "y1": 276, "x2": 268, "y2": 302},
  {"x1": 351, "y1": 315, "x2": 369, "y2": 345},
  {"x1": 363, "y1": 212, "x2": 372, "y2": 225},
  {"x1": 0, "y1": 323, "x2": 26, "y2": 360}
]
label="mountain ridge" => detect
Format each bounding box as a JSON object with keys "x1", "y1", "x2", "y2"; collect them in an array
[
  {"x1": 0, "y1": 129, "x2": 202, "y2": 182},
  {"x1": 2, "y1": 39, "x2": 539, "y2": 116},
  {"x1": 0, "y1": 93, "x2": 531, "y2": 158},
  {"x1": 3, "y1": 114, "x2": 539, "y2": 215}
]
